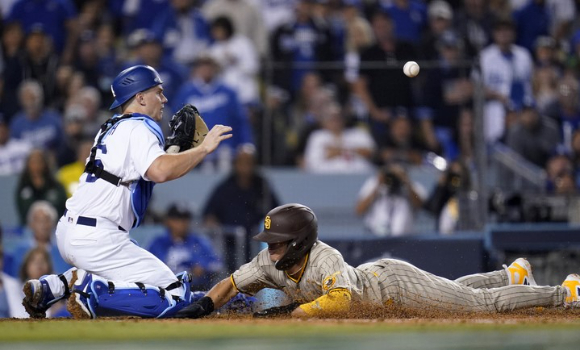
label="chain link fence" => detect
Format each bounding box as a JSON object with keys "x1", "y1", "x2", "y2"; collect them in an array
[{"x1": 258, "y1": 58, "x2": 488, "y2": 233}]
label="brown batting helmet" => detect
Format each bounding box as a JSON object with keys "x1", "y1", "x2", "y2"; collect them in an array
[{"x1": 253, "y1": 203, "x2": 318, "y2": 270}]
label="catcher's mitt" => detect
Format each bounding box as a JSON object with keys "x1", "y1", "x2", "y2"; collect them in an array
[
  {"x1": 174, "y1": 296, "x2": 215, "y2": 319},
  {"x1": 165, "y1": 104, "x2": 209, "y2": 153}
]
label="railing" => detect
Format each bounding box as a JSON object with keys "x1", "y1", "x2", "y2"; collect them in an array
[{"x1": 490, "y1": 142, "x2": 548, "y2": 191}]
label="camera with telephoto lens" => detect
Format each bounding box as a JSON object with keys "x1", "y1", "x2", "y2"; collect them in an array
[
  {"x1": 382, "y1": 169, "x2": 403, "y2": 194},
  {"x1": 446, "y1": 172, "x2": 463, "y2": 194}
]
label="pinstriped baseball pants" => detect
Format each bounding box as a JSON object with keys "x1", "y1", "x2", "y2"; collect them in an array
[{"x1": 359, "y1": 259, "x2": 566, "y2": 312}]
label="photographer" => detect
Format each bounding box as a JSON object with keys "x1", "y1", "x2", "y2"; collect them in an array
[
  {"x1": 424, "y1": 161, "x2": 471, "y2": 234},
  {"x1": 355, "y1": 163, "x2": 426, "y2": 237}
]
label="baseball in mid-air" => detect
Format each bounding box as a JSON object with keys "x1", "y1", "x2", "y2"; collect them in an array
[{"x1": 403, "y1": 61, "x2": 420, "y2": 78}]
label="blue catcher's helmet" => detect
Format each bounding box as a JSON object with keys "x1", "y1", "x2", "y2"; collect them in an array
[{"x1": 109, "y1": 65, "x2": 163, "y2": 110}]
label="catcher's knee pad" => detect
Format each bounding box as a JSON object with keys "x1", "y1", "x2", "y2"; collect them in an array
[{"x1": 70, "y1": 272, "x2": 194, "y2": 319}]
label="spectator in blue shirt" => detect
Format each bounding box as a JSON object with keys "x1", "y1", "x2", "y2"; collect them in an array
[
  {"x1": 1, "y1": 241, "x2": 28, "y2": 318},
  {"x1": 123, "y1": 29, "x2": 189, "y2": 104},
  {"x1": 6, "y1": 0, "x2": 79, "y2": 64},
  {"x1": 147, "y1": 203, "x2": 222, "y2": 290},
  {"x1": 381, "y1": 0, "x2": 427, "y2": 45},
  {"x1": 151, "y1": 0, "x2": 212, "y2": 66},
  {"x1": 9, "y1": 201, "x2": 71, "y2": 278},
  {"x1": 0, "y1": 114, "x2": 33, "y2": 176},
  {"x1": 172, "y1": 54, "x2": 254, "y2": 171},
  {"x1": 117, "y1": 0, "x2": 172, "y2": 35},
  {"x1": 311, "y1": 0, "x2": 347, "y2": 61},
  {"x1": 270, "y1": 0, "x2": 333, "y2": 96},
  {"x1": 513, "y1": 0, "x2": 550, "y2": 54},
  {"x1": 107, "y1": 0, "x2": 125, "y2": 22},
  {"x1": 10, "y1": 81, "x2": 63, "y2": 152}
]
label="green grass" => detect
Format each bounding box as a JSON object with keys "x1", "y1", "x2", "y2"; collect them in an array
[
  {"x1": 2, "y1": 319, "x2": 580, "y2": 350},
  {"x1": 1, "y1": 319, "x2": 580, "y2": 342}
]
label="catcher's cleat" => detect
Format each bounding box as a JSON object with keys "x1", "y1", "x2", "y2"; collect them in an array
[
  {"x1": 503, "y1": 258, "x2": 537, "y2": 286},
  {"x1": 562, "y1": 274, "x2": 580, "y2": 308},
  {"x1": 22, "y1": 278, "x2": 54, "y2": 318},
  {"x1": 67, "y1": 270, "x2": 95, "y2": 319},
  {"x1": 22, "y1": 273, "x2": 71, "y2": 318}
]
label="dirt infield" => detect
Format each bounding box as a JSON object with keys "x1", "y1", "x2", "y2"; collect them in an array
[
  {"x1": 338, "y1": 303, "x2": 580, "y2": 323},
  {"x1": 3, "y1": 305, "x2": 580, "y2": 324},
  {"x1": 2, "y1": 306, "x2": 580, "y2": 331},
  {"x1": 2, "y1": 309, "x2": 579, "y2": 350},
  {"x1": 208, "y1": 303, "x2": 580, "y2": 324}
]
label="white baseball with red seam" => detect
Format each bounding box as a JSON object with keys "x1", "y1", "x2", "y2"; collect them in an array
[{"x1": 403, "y1": 61, "x2": 420, "y2": 78}]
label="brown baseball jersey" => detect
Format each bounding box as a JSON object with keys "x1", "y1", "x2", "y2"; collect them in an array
[
  {"x1": 232, "y1": 241, "x2": 382, "y2": 304},
  {"x1": 232, "y1": 240, "x2": 566, "y2": 313}
]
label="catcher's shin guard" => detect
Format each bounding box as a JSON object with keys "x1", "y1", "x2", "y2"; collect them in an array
[{"x1": 68, "y1": 271, "x2": 194, "y2": 319}]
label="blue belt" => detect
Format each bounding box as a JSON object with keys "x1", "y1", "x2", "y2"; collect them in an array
[{"x1": 63, "y1": 209, "x2": 126, "y2": 232}]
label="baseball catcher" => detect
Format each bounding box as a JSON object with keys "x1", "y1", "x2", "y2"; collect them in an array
[
  {"x1": 21, "y1": 65, "x2": 233, "y2": 319},
  {"x1": 176, "y1": 203, "x2": 580, "y2": 319},
  {"x1": 165, "y1": 104, "x2": 210, "y2": 154}
]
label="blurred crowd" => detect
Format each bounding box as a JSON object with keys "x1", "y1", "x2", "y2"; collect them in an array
[{"x1": 4, "y1": 0, "x2": 580, "y2": 317}]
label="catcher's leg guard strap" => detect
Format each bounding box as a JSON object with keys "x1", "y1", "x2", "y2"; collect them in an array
[{"x1": 59, "y1": 274, "x2": 71, "y2": 298}]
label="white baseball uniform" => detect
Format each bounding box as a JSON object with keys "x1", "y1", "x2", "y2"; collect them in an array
[
  {"x1": 479, "y1": 43, "x2": 533, "y2": 143},
  {"x1": 232, "y1": 241, "x2": 566, "y2": 313},
  {"x1": 46, "y1": 114, "x2": 178, "y2": 298}
]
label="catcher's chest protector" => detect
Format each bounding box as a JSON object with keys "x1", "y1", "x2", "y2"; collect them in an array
[{"x1": 84, "y1": 113, "x2": 165, "y2": 227}]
